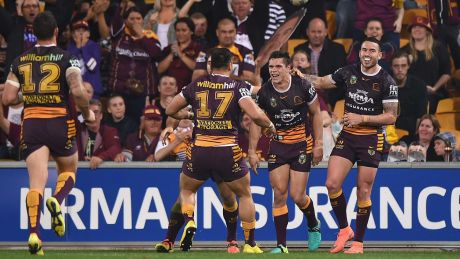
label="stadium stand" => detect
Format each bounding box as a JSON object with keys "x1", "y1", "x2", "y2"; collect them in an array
[{"x1": 435, "y1": 97, "x2": 460, "y2": 132}]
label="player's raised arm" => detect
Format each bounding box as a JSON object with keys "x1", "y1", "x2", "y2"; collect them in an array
[
  {"x1": 2, "y1": 72, "x2": 21, "y2": 106},
  {"x1": 66, "y1": 67, "x2": 94, "y2": 122},
  {"x1": 308, "y1": 74, "x2": 337, "y2": 90}
]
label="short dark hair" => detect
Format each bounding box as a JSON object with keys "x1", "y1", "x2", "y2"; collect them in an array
[
  {"x1": 108, "y1": 93, "x2": 125, "y2": 105},
  {"x1": 365, "y1": 17, "x2": 384, "y2": 30},
  {"x1": 391, "y1": 51, "x2": 411, "y2": 65},
  {"x1": 123, "y1": 6, "x2": 142, "y2": 20},
  {"x1": 210, "y1": 48, "x2": 233, "y2": 70},
  {"x1": 33, "y1": 11, "x2": 57, "y2": 40},
  {"x1": 175, "y1": 17, "x2": 195, "y2": 34},
  {"x1": 190, "y1": 12, "x2": 206, "y2": 21},
  {"x1": 293, "y1": 49, "x2": 310, "y2": 60},
  {"x1": 361, "y1": 37, "x2": 381, "y2": 51},
  {"x1": 269, "y1": 51, "x2": 291, "y2": 66}
]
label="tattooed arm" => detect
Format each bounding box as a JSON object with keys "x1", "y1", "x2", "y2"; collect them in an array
[
  {"x1": 362, "y1": 101, "x2": 398, "y2": 126},
  {"x1": 343, "y1": 102, "x2": 398, "y2": 128},
  {"x1": 67, "y1": 68, "x2": 94, "y2": 121}
]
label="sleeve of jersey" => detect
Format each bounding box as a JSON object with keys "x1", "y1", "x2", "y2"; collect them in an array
[
  {"x1": 7, "y1": 60, "x2": 20, "y2": 88},
  {"x1": 304, "y1": 80, "x2": 318, "y2": 105},
  {"x1": 330, "y1": 67, "x2": 345, "y2": 87},
  {"x1": 382, "y1": 76, "x2": 399, "y2": 103},
  {"x1": 241, "y1": 52, "x2": 256, "y2": 73},
  {"x1": 237, "y1": 83, "x2": 252, "y2": 102},
  {"x1": 65, "y1": 56, "x2": 82, "y2": 77},
  {"x1": 195, "y1": 51, "x2": 207, "y2": 70},
  {"x1": 179, "y1": 85, "x2": 192, "y2": 103}
]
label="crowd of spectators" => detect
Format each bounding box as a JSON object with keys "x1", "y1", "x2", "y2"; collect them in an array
[{"x1": 0, "y1": 0, "x2": 459, "y2": 166}]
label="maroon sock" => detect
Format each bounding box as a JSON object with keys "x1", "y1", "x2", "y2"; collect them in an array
[
  {"x1": 54, "y1": 172, "x2": 75, "y2": 204},
  {"x1": 26, "y1": 190, "x2": 43, "y2": 236},
  {"x1": 223, "y1": 205, "x2": 238, "y2": 242},
  {"x1": 329, "y1": 190, "x2": 348, "y2": 229},
  {"x1": 355, "y1": 201, "x2": 372, "y2": 242},
  {"x1": 165, "y1": 203, "x2": 185, "y2": 242},
  {"x1": 299, "y1": 196, "x2": 318, "y2": 229},
  {"x1": 273, "y1": 206, "x2": 288, "y2": 247},
  {"x1": 242, "y1": 221, "x2": 256, "y2": 246}
]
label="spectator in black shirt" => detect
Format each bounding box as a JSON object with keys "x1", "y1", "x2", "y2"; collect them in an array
[{"x1": 391, "y1": 51, "x2": 427, "y2": 135}]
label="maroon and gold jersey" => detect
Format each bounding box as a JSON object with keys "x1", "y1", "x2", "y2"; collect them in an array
[
  {"x1": 257, "y1": 75, "x2": 317, "y2": 144},
  {"x1": 181, "y1": 74, "x2": 252, "y2": 147},
  {"x1": 10, "y1": 45, "x2": 80, "y2": 120},
  {"x1": 331, "y1": 63, "x2": 398, "y2": 134}
]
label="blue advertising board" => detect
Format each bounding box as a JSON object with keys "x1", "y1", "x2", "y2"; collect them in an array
[{"x1": 0, "y1": 162, "x2": 459, "y2": 243}]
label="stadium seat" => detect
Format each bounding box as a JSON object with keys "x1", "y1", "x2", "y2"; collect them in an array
[
  {"x1": 400, "y1": 38, "x2": 409, "y2": 48},
  {"x1": 333, "y1": 38, "x2": 353, "y2": 53},
  {"x1": 326, "y1": 10, "x2": 336, "y2": 39},
  {"x1": 435, "y1": 98, "x2": 460, "y2": 131},
  {"x1": 436, "y1": 97, "x2": 460, "y2": 113},
  {"x1": 333, "y1": 99, "x2": 345, "y2": 120},
  {"x1": 287, "y1": 39, "x2": 306, "y2": 56}
]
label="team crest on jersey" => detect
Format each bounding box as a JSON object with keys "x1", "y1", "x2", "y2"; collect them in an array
[
  {"x1": 294, "y1": 96, "x2": 304, "y2": 105},
  {"x1": 270, "y1": 97, "x2": 277, "y2": 107},
  {"x1": 298, "y1": 153, "x2": 307, "y2": 164},
  {"x1": 368, "y1": 149, "x2": 375, "y2": 156},
  {"x1": 350, "y1": 75, "x2": 357, "y2": 85},
  {"x1": 372, "y1": 83, "x2": 380, "y2": 92}
]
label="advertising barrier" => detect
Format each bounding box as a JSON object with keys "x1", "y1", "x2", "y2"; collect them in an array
[{"x1": 0, "y1": 162, "x2": 459, "y2": 244}]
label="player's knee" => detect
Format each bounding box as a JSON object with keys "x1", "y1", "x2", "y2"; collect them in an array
[
  {"x1": 289, "y1": 190, "x2": 306, "y2": 205},
  {"x1": 357, "y1": 186, "x2": 371, "y2": 200},
  {"x1": 273, "y1": 191, "x2": 288, "y2": 206},
  {"x1": 221, "y1": 195, "x2": 237, "y2": 206},
  {"x1": 326, "y1": 179, "x2": 341, "y2": 193}
]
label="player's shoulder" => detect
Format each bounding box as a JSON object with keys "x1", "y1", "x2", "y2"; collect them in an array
[{"x1": 378, "y1": 68, "x2": 396, "y2": 84}]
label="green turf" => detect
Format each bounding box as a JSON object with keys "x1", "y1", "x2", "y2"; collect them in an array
[{"x1": 0, "y1": 250, "x2": 459, "y2": 259}]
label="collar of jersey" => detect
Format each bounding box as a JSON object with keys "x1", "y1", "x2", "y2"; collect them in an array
[
  {"x1": 35, "y1": 43, "x2": 56, "y2": 47},
  {"x1": 360, "y1": 64, "x2": 381, "y2": 76},
  {"x1": 272, "y1": 75, "x2": 291, "y2": 93},
  {"x1": 211, "y1": 73, "x2": 229, "y2": 78}
]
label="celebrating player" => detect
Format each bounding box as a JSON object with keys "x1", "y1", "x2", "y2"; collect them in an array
[
  {"x1": 166, "y1": 47, "x2": 275, "y2": 253},
  {"x1": 310, "y1": 37, "x2": 398, "y2": 254},
  {"x1": 2, "y1": 12, "x2": 94, "y2": 255},
  {"x1": 249, "y1": 51, "x2": 323, "y2": 253}
]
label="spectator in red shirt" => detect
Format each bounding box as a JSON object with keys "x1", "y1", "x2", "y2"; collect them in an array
[
  {"x1": 78, "y1": 99, "x2": 122, "y2": 169},
  {"x1": 118, "y1": 105, "x2": 163, "y2": 162},
  {"x1": 158, "y1": 17, "x2": 203, "y2": 91}
]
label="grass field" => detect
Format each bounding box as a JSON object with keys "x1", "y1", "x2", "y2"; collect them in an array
[{"x1": 0, "y1": 250, "x2": 459, "y2": 259}]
